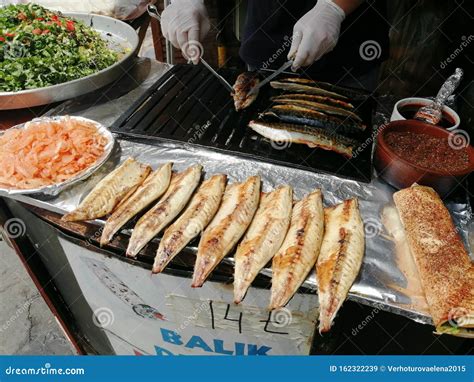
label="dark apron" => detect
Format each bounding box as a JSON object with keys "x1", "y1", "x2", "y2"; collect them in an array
[{"x1": 239, "y1": 0, "x2": 390, "y2": 83}]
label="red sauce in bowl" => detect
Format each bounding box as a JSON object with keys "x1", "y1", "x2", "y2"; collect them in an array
[{"x1": 384, "y1": 131, "x2": 469, "y2": 173}]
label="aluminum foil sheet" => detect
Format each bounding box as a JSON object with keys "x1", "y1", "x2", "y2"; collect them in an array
[
  {"x1": 9, "y1": 137, "x2": 473, "y2": 326},
  {"x1": 414, "y1": 68, "x2": 463, "y2": 125},
  {"x1": 0, "y1": 116, "x2": 114, "y2": 196},
  {"x1": 4, "y1": 59, "x2": 473, "y2": 327}
]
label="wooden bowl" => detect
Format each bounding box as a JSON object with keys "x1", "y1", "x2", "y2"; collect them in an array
[{"x1": 374, "y1": 120, "x2": 474, "y2": 196}]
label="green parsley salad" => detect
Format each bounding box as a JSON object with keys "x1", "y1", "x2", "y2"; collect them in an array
[{"x1": 0, "y1": 3, "x2": 118, "y2": 92}]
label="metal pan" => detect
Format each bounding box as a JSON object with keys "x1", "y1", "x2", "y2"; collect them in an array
[
  {"x1": 0, "y1": 12, "x2": 139, "y2": 110},
  {"x1": 0, "y1": 116, "x2": 115, "y2": 196}
]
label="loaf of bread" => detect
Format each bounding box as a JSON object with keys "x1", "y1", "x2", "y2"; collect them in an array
[{"x1": 393, "y1": 184, "x2": 473, "y2": 337}]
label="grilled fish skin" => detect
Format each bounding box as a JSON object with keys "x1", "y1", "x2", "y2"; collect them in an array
[
  {"x1": 269, "y1": 189, "x2": 324, "y2": 310},
  {"x1": 192, "y1": 176, "x2": 261, "y2": 287},
  {"x1": 271, "y1": 98, "x2": 363, "y2": 122},
  {"x1": 153, "y1": 174, "x2": 227, "y2": 273},
  {"x1": 270, "y1": 80, "x2": 348, "y2": 101},
  {"x1": 262, "y1": 104, "x2": 365, "y2": 135},
  {"x1": 279, "y1": 77, "x2": 367, "y2": 101},
  {"x1": 62, "y1": 158, "x2": 151, "y2": 222},
  {"x1": 126, "y1": 164, "x2": 202, "y2": 258},
  {"x1": 271, "y1": 93, "x2": 354, "y2": 110},
  {"x1": 233, "y1": 72, "x2": 260, "y2": 111},
  {"x1": 248, "y1": 120, "x2": 356, "y2": 158},
  {"x1": 100, "y1": 163, "x2": 173, "y2": 246},
  {"x1": 234, "y1": 185, "x2": 293, "y2": 304},
  {"x1": 317, "y1": 198, "x2": 365, "y2": 333}
]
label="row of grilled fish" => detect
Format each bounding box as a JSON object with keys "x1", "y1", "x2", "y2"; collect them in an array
[
  {"x1": 244, "y1": 77, "x2": 366, "y2": 158},
  {"x1": 63, "y1": 158, "x2": 365, "y2": 332},
  {"x1": 233, "y1": 74, "x2": 364, "y2": 111}
]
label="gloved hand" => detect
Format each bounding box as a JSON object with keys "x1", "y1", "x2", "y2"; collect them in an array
[
  {"x1": 161, "y1": 0, "x2": 210, "y2": 64},
  {"x1": 288, "y1": 0, "x2": 346, "y2": 71}
]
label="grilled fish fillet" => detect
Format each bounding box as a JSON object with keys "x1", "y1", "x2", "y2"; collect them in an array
[
  {"x1": 279, "y1": 77, "x2": 366, "y2": 101},
  {"x1": 270, "y1": 80, "x2": 348, "y2": 101},
  {"x1": 192, "y1": 176, "x2": 261, "y2": 287},
  {"x1": 152, "y1": 174, "x2": 227, "y2": 273},
  {"x1": 262, "y1": 104, "x2": 365, "y2": 135},
  {"x1": 126, "y1": 164, "x2": 202, "y2": 258},
  {"x1": 271, "y1": 94, "x2": 354, "y2": 110},
  {"x1": 269, "y1": 189, "x2": 324, "y2": 310},
  {"x1": 271, "y1": 98, "x2": 362, "y2": 122},
  {"x1": 99, "y1": 163, "x2": 173, "y2": 246},
  {"x1": 233, "y1": 71, "x2": 260, "y2": 111},
  {"x1": 248, "y1": 120, "x2": 356, "y2": 158},
  {"x1": 62, "y1": 158, "x2": 151, "y2": 222},
  {"x1": 316, "y1": 198, "x2": 365, "y2": 333},
  {"x1": 234, "y1": 185, "x2": 293, "y2": 304}
]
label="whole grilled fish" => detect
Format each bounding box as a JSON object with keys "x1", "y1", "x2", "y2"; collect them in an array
[
  {"x1": 100, "y1": 163, "x2": 173, "y2": 246},
  {"x1": 233, "y1": 71, "x2": 260, "y2": 111},
  {"x1": 279, "y1": 77, "x2": 367, "y2": 101},
  {"x1": 192, "y1": 176, "x2": 261, "y2": 287},
  {"x1": 248, "y1": 120, "x2": 356, "y2": 158},
  {"x1": 262, "y1": 104, "x2": 365, "y2": 135},
  {"x1": 269, "y1": 189, "x2": 324, "y2": 310},
  {"x1": 126, "y1": 164, "x2": 202, "y2": 258},
  {"x1": 62, "y1": 158, "x2": 151, "y2": 222},
  {"x1": 233, "y1": 185, "x2": 293, "y2": 304},
  {"x1": 271, "y1": 98, "x2": 362, "y2": 122},
  {"x1": 271, "y1": 93, "x2": 354, "y2": 110},
  {"x1": 152, "y1": 174, "x2": 227, "y2": 273},
  {"x1": 317, "y1": 198, "x2": 365, "y2": 333},
  {"x1": 270, "y1": 80, "x2": 348, "y2": 101}
]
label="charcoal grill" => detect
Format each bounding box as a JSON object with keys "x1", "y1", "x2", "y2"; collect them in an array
[{"x1": 112, "y1": 64, "x2": 375, "y2": 182}]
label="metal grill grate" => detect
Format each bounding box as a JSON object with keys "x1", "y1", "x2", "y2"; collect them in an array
[{"x1": 112, "y1": 64, "x2": 375, "y2": 182}]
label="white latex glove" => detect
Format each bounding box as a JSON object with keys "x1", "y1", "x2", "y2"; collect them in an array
[
  {"x1": 161, "y1": 0, "x2": 210, "y2": 64},
  {"x1": 288, "y1": 0, "x2": 346, "y2": 71}
]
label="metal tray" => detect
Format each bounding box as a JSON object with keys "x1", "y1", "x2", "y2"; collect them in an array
[
  {"x1": 0, "y1": 116, "x2": 115, "y2": 196},
  {"x1": 0, "y1": 12, "x2": 139, "y2": 110},
  {"x1": 112, "y1": 64, "x2": 375, "y2": 183}
]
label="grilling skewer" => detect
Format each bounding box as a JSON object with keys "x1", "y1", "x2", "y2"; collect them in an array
[{"x1": 147, "y1": 4, "x2": 235, "y2": 94}]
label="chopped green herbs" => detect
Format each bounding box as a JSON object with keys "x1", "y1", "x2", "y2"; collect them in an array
[{"x1": 0, "y1": 3, "x2": 118, "y2": 92}]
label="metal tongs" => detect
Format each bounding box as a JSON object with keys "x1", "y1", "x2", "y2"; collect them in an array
[
  {"x1": 147, "y1": 4, "x2": 234, "y2": 94},
  {"x1": 247, "y1": 60, "x2": 293, "y2": 96}
]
